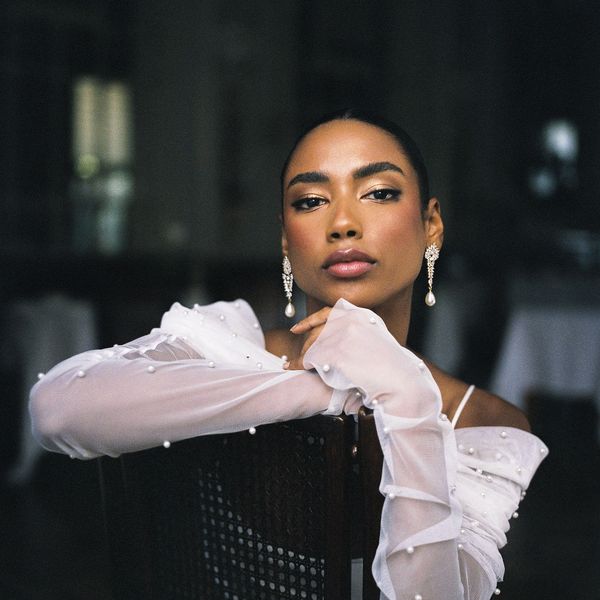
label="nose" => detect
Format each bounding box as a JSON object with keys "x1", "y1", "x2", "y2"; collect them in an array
[{"x1": 327, "y1": 200, "x2": 362, "y2": 241}]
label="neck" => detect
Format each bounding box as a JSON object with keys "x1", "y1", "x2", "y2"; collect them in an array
[{"x1": 305, "y1": 288, "x2": 413, "y2": 346}]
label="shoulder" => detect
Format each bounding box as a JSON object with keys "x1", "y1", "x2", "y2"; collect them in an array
[
  {"x1": 422, "y1": 358, "x2": 530, "y2": 432},
  {"x1": 458, "y1": 387, "x2": 531, "y2": 432}
]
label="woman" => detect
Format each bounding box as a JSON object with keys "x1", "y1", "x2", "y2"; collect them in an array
[{"x1": 30, "y1": 109, "x2": 548, "y2": 599}]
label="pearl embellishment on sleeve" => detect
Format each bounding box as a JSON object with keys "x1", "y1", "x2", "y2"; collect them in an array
[
  {"x1": 249, "y1": 427, "x2": 257, "y2": 435},
  {"x1": 163, "y1": 441, "x2": 171, "y2": 448},
  {"x1": 76, "y1": 370, "x2": 86, "y2": 378},
  {"x1": 147, "y1": 366, "x2": 155, "y2": 373}
]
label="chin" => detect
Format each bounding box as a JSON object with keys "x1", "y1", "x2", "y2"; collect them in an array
[
  {"x1": 310, "y1": 282, "x2": 414, "y2": 313},
  {"x1": 317, "y1": 289, "x2": 384, "y2": 310}
]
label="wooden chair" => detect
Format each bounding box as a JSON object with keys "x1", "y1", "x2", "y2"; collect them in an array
[{"x1": 99, "y1": 411, "x2": 384, "y2": 600}]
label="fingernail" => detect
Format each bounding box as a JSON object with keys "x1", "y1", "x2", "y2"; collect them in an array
[{"x1": 289, "y1": 323, "x2": 299, "y2": 332}]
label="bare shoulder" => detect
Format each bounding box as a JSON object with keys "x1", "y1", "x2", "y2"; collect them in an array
[
  {"x1": 421, "y1": 357, "x2": 530, "y2": 432},
  {"x1": 457, "y1": 387, "x2": 531, "y2": 433}
]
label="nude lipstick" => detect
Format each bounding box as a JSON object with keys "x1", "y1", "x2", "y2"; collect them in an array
[{"x1": 322, "y1": 249, "x2": 376, "y2": 279}]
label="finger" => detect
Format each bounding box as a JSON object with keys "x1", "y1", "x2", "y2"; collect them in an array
[
  {"x1": 283, "y1": 324, "x2": 326, "y2": 371},
  {"x1": 290, "y1": 307, "x2": 332, "y2": 334}
]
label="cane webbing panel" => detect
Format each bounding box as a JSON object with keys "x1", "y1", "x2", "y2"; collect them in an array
[{"x1": 100, "y1": 415, "x2": 354, "y2": 600}]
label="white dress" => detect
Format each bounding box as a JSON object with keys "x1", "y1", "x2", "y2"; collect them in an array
[{"x1": 29, "y1": 298, "x2": 548, "y2": 600}]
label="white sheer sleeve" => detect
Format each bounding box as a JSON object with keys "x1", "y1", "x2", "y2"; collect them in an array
[{"x1": 29, "y1": 300, "x2": 343, "y2": 459}]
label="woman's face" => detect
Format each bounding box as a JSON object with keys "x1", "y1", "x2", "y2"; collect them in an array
[{"x1": 282, "y1": 119, "x2": 443, "y2": 313}]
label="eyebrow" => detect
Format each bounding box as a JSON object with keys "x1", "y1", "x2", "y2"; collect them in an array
[
  {"x1": 286, "y1": 161, "x2": 404, "y2": 189},
  {"x1": 353, "y1": 161, "x2": 404, "y2": 179},
  {"x1": 286, "y1": 170, "x2": 329, "y2": 188}
]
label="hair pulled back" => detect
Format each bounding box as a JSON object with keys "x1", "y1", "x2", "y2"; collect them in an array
[{"x1": 280, "y1": 108, "x2": 430, "y2": 209}]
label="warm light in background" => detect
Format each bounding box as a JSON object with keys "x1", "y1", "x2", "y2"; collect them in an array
[{"x1": 71, "y1": 76, "x2": 134, "y2": 255}]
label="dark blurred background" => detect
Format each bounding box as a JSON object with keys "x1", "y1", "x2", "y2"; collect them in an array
[{"x1": 1, "y1": 1, "x2": 600, "y2": 598}]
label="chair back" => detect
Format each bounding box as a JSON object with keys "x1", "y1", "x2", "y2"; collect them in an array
[{"x1": 99, "y1": 415, "x2": 357, "y2": 600}]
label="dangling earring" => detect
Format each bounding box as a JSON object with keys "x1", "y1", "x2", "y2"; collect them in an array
[
  {"x1": 424, "y1": 243, "x2": 439, "y2": 307},
  {"x1": 282, "y1": 255, "x2": 296, "y2": 318}
]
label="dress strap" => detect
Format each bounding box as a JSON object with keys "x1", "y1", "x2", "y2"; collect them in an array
[{"x1": 451, "y1": 384, "x2": 476, "y2": 428}]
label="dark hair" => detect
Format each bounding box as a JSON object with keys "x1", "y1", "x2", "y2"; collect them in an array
[{"x1": 280, "y1": 108, "x2": 430, "y2": 209}]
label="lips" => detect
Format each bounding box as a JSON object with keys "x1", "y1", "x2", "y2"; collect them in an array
[{"x1": 323, "y1": 248, "x2": 376, "y2": 278}]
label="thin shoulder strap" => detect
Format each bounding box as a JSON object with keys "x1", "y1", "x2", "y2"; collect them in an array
[{"x1": 451, "y1": 384, "x2": 476, "y2": 428}]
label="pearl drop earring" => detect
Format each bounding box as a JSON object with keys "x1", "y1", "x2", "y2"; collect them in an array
[
  {"x1": 424, "y1": 243, "x2": 440, "y2": 307},
  {"x1": 282, "y1": 255, "x2": 296, "y2": 318}
]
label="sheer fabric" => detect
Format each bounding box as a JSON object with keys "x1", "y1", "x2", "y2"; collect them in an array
[{"x1": 30, "y1": 298, "x2": 548, "y2": 600}]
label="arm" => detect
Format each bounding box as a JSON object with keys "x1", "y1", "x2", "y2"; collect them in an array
[
  {"x1": 29, "y1": 309, "x2": 341, "y2": 459},
  {"x1": 302, "y1": 299, "x2": 547, "y2": 600}
]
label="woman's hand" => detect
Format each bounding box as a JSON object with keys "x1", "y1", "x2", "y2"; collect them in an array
[{"x1": 285, "y1": 306, "x2": 332, "y2": 370}]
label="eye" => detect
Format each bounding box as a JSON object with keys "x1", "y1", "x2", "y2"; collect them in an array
[
  {"x1": 364, "y1": 188, "x2": 401, "y2": 202},
  {"x1": 291, "y1": 196, "x2": 327, "y2": 211}
]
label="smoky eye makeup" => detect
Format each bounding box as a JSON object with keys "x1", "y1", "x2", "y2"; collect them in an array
[
  {"x1": 363, "y1": 188, "x2": 402, "y2": 202},
  {"x1": 290, "y1": 196, "x2": 327, "y2": 211}
]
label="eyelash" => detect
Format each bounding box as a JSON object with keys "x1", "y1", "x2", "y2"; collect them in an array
[
  {"x1": 291, "y1": 197, "x2": 326, "y2": 211},
  {"x1": 365, "y1": 188, "x2": 401, "y2": 202},
  {"x1": 290, "y1": 188, "x2": 401, "y2": 211}
]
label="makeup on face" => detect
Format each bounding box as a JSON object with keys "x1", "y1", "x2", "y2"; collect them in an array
[
  {"x1": 282, "y1": 120, "x2": 433, "y2": 315},
  {"x1": 322, "y1": 248, "x2": 376, "y2": 279}
]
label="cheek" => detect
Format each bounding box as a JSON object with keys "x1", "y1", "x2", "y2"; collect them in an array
[
  {"x1": 283, "y1": 221, "x2": 315, "y2": 255},
  {"x1": 383, "y1": 208, "x2": 426, "y2": 249}
]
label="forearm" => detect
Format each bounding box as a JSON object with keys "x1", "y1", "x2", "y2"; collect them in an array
[
  {"x1": 30, "y1": 332, "x2": 335, "y2": 459},
  {"x1": 304, "y1": 300, "x2": 465, "y2": 599}
]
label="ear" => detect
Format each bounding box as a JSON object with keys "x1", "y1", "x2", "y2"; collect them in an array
[
  {"x1": 281, "y1": 227, "x2": 289, "y2": 256},
  {"x1": 424, "y1": 197, "x2": 444, "y2": 249}
]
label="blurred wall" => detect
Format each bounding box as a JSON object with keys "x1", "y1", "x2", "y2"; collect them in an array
[{"x1": 2, "y1": 0, "x2": 599, "y2": 266}]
